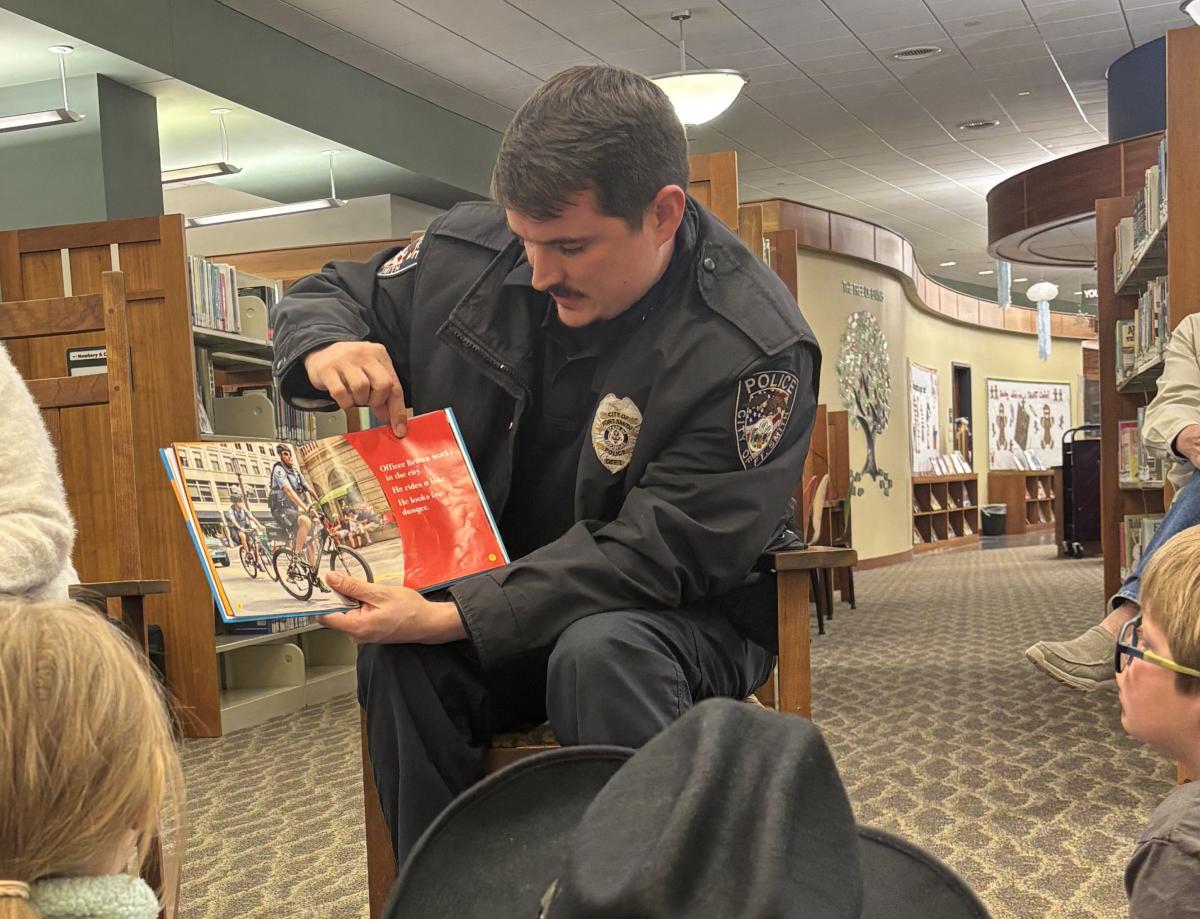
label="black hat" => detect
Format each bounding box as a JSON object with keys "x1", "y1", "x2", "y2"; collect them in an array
[{"x1": 384, "y1": 699, "x2": 990, "y2": 919}]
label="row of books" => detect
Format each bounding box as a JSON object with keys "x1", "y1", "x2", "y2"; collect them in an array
[
  {"x1": 924, "y1": 452, "x2": 972, "y2": 476},
  {"x1": 1010, "y1": 449, "x2": 1046, "y2": 471},
  {"x1": 216, "y1": 381, "x2": 321, "y2": 444},
  {"x1": 187, "y1": 256, "x2": 242, "y2": 333},
  {"x1": 912, "y1": 518, "x2": 975, "y2": 544},
  {"x1": 1027, "y1": 481, "x2": 1050, "y2": 500},
  {"x1": 914, "y1": 491, "x2": 975, "y2": 513},
  {"x1": 1113, "y1": 136, "x2": 1168, "y2": 285},
  {"x1": 1119, "y1": 514, "x2": 1165, "y2": 581},
  {"x1": 1115, "y1": 276, "x2": 1169, "y2": 380},
  {"x1": 1118, "y1": 407, "x2": 1165, "y2": 486},
  {"x1": 1027, "y1": 505, "x2": 1051, "y2": 525}
]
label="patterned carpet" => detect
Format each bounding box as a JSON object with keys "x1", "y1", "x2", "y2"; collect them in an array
[{"x1": 177, "y1": 542, "x2": 1174, "y2": 918}]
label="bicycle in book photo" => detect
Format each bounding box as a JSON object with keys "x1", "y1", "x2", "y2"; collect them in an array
[
  {"x1": 238, "y1": 528, "x2": 280, "y2": 583},
  {"x1": 272, "y1": 503, "x2": 375, "y2": 601}
]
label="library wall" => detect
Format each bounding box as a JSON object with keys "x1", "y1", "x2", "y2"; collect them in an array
[{"x1": 794, "y1": 248, "x2": 1084, "y2": 563}]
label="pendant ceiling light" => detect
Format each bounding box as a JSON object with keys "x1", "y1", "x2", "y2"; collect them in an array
[
  {"x1": 1182, "y1": 0, "x2": 1200, "y2": 26},
  {"x1": 651, "y1": 10, "x2": 747, "y2": 126},
  {"x1": 0, "y1": 45, "x2": 84, "y2": 135},
  {"x1": 161, "y1": 107, "x2": 243, "y2": 185},
  {"x1": 185, "y1": 150, "x2": 345, "y2": 228}
]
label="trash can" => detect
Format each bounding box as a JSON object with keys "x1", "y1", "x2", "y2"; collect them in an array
[{"x1": 981, "y1": 504, "x2": 1007, "y2": 537}]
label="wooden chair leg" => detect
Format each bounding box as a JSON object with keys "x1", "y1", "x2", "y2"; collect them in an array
[
  {"x1": 846, "y1": 566, "x2": 856, "y2": 610},
  {"x1": 823, "y1": 568, "x2": 835, "y2": 618},
  {"x1": 117, "y1": 595, "x2": 149, "y2": 657},
  {"x1": 776, "y1": 569, "x2": 812, "y2": 717},
  {"x1": 361, "y1": 709, "x2": 397, "y2": 919},
  {"x1": 808, "y1": 569, "x2": 825, "y2": 634}
]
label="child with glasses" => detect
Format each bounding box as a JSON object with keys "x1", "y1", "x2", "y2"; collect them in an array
[{"x1": 1116, "y1": 525, "x2": 1200, "y2": 917}]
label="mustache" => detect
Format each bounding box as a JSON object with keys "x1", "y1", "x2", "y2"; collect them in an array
[{"x1": 548, "y1": 285, "x2": 585, "y2": 300}]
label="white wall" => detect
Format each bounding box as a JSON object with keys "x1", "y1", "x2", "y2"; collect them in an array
[{"x1": 163, "y1": 183, "x2": 444, "y2": 256}]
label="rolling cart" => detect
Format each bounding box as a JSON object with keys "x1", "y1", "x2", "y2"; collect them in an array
[{"x1": 1060, "y1": 424, "x2": 1101, "y2": 558}]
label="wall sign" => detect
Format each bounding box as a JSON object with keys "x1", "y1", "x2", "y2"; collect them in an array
[
  {"x1": 842, "y1": 280, "x2": 885, "y2": 302},
  {"x1": 908, "y1": 361, "x2": 940, "y2": 475}
]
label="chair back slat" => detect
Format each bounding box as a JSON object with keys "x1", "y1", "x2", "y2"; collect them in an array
[
  {"x1": 0, "y1": 294, "x2": 104, "y2": 338},
  {"x1": 26, "y1": 373, "x2": 110, "y2": 409}
]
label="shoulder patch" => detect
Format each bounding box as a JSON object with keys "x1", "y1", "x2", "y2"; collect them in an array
[
  {"x1": 377, "y1": 235, "x2": 422, "y2": 278},
  {"x1": 735, "y1": 370, "x2": 799, "y2": 469}
]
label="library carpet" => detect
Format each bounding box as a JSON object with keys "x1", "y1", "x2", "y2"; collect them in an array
[{"x1": 178, "y1": 544, "x2": 1171, "y2": 918}]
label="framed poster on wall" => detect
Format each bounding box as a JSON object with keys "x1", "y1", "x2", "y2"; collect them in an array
[
  {"x1": 908, "y1": 361, "x2": 940, "y2": 475},
  {"x1": 987, "y1": 378, "x2": 1071, "y2": 470}
]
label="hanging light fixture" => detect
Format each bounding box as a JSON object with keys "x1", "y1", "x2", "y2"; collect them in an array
[
  {"x1": 161, "y1": 108, "x2": 243, "y2": 185},
  {"x1": 651, "y1": 10, "x2": 747, "y2": 126},
  {"x1": 0, "y1": 45, "x2": 84, "y2": 135},
  {"x1": 185, "y1": 150, "x2": 345, "y2": 228},
  {"x1": 1182, "y1": 0, "x2": 1200, "y2": 26}
]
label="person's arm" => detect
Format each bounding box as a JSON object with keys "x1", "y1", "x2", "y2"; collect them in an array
[
  {"x1": 450, "y1": 347, "x2": 818, "y2": 671},
  {"x1": 1126, "y1": 838, "x2": 1200, "y2": 918},
  {"x1": 272, "y1": 247, "x2": 416, "y2": 433},
  {"x1": 0, "y1": 345, "x2": 76, "y2": 598},
  {"x1": 1143, "y1": 315, "x2": 1200, "y2": 466}
]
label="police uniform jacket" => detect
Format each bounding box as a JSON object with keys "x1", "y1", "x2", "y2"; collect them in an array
[{"x1": 272, "y1": 198, "x2": 821, "y2": 671}]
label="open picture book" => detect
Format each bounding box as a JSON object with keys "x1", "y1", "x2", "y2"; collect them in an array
[{"x1": 161, "y1": 409, "x2": 508, "y2": 622}]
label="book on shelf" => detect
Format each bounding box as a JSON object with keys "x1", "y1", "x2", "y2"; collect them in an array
[
  {"x1": 1136, "y1": 406, "x2": 1165, "y2": 485},
  {"x1": 913, "y1": 498, "x2": 923, "y2": 514},
  {"x1": 950, "y1": 451, "x2": 971, "y2": 474},
  {"x1": 187, "y1": 256, "x2": 240, "y2": 333},
  {"x1": 962, "y1": 518, "x2": 974, "y2": 537},
  {"x1": 1115, "y1": 319, "x2": 1136, "y2": 378},
  {"x1": 1113, "y1": 136, "x2": 1168, "y2": 287},
  {"x1": 1121, "y1": 513, "x2": 1165, "y2": 580},
  {"x1": 1118, "y1": 419, "x2": 1140, "y2": 483},
  {"x1": 1012, "y1": 449, "x2": 1030, "y2": 471},
  {"x1": 1114, "y1": 217, "x2": 1136, "y2": 283},
  {"x1": 1034, "y1": 481, "x2": 1047, "y2": 500},
  {"x1": 160, "y1": 409, "x2": 508, "y2": 622},
  {"x1": 913, "y1": 525, "x2": 924, "y2": 545},
  {"x1": 960, "y1": 486, "x2": 972, "y2": 508},
  {"x1": 929, "y1": 493, "x2": 942, "y2": 511}
]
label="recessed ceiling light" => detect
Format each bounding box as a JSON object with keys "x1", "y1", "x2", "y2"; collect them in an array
[
  {"x1": 957, "y1": 119, "x2": 1000, "y2": 130},
  {"x1": 1045, "y1": 143, "x2": 1054, "y2": 148},
  {"x1": 978, "y1": 269, "x2": 994, "y2": 275},
  {"x1": 939, "y1": 261, "x2": 957, "y2": 267},
  {"x1": 1017, "y1": 91, "x2": 1031, "y2": 96},
  {"x1": 1014, "y1": 277, "x2": 1028, "y2": 282},
  {"x1": 892, "y1": 46, "x2": 943, "y2": 60}
]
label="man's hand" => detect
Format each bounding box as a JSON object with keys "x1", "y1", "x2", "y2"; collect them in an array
[
  {"x1": 304, "y1": 341, "x2": 408, "y2": 437},
  {"x1": 318, "y1": 571, "x2": 466, "y2": 645},
  {"x1": 1175, "y1": 423, "x2": 1200, "y2": 469}
]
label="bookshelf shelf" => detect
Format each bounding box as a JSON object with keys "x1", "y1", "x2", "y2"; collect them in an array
[
  {"x1": 1116, "y1": 218, "x2": 1168, "y2": 296},
  {"x1": 215, "y1": 622, "x2": 326, "y2": 653},
  {"x1": 192, "y1": 325, "x2": 272, "y2": 354},
  {"x1": 1115, "y1": 357, "x2": 1164, "y2": 394},
  {"x1": 911, "y1": 474, "x2": 980, "y2": 554},
  {"x1": 987, "y1": 471, "x2": 1056, "y2": 535},
  {"x1": 209, "y1": 350, "x2": 273, "y2": 370},
  {"x1": 1119, "y1": 479, "x2": 1165, "y2": 491}
]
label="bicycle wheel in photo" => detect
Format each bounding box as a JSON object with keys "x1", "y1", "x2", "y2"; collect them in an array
[
  {"x1": 259, "y1": 542, "x2": 280, "y2": 582},
  {"x1": 327, "y1": 546, "x2": 374, "y2": 584},
  {"x1": 273, "y1": 546, "x2": 313, "y2": 601},
  {"x1": 239, "y1": 544, "x2": 259, "y2": 579}
]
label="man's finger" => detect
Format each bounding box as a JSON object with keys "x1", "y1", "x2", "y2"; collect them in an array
[
  {"x1": 316, "y1": 610, "x2": 364, "y2": 638},
  {"x1": 325, "y1": 571, "x2": 383, "y2": 603}
]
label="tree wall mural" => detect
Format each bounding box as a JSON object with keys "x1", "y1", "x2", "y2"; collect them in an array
[{"x1": 836, "y1": 311, "x2": 894, "y2": 496}]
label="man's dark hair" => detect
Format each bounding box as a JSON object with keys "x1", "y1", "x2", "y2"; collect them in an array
[{"x1": 491, "y1": 65, "x2": 689, "y2": 229}]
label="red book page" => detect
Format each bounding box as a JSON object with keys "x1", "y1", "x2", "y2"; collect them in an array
[{"x1": 329, "y1": 411, "x2": 507, "y2": 592}]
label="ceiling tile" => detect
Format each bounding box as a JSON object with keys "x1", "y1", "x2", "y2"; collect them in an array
[
  {"x1": 799, "y1": 51, "x2": 883, "y2": 75},
  {"x1": 776, "y1": 35, "x2": 868, "y2": 63},
  {"x1": 553, "y1": 10, "x2": 667, "y2": 54},
  {"x1": 1124, "y1": 3, "x2": 1194, "y2": 28},
  {"x1": 963, "y1": 42, "x2": 1051, "y2": 66},
  {"x1": 1030, "y1": 0, "x2": 1123, "y2": 23},
  {"x1": 939, "y1": 9, "x2": 1035, "y2": 36},
  {"x1": 955, "y1": 24, "x2": 1045, "y2": 50},
  {"x1": 1036, "y1": 11, "x2": 1130, "y2": 38},
  {"x1": 1045, "y1": 28, "x2": 1131, "y2": 54},
  {"x1": 827, "y1": 3, "x2": 938, "y2": 33}
]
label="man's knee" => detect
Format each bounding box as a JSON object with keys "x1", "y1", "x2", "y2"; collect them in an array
[{"x1": 547, "y1": 612, "x2": 662, "y2": 687}]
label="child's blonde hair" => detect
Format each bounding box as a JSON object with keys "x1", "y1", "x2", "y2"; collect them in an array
[
  {"x1": 1139, "y1": 524, "x2": 1200, "y2": 694},
  {"x1": 0, "y1": 599, "x2": 184, "y2": 918}
]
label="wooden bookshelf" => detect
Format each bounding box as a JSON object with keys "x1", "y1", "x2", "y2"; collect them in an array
[
  {"x1": 987, "y1": 471, "x2": 1056, "y2": 535},
  {"x1": 1096, "y1": 27, "x2": 1200, "y2": 600},
  {"x1": 912, "y1": 474, "x2": 980, "y2": 554}
]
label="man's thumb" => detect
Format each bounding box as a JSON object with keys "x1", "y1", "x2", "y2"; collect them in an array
[{"x1": 325, "y1": 571, "x2": 377, "y2": 602}]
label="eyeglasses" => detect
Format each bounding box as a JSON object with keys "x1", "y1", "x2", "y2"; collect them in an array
[{"x1": 1115, "y1": 615, "x2": 1200, "y2": 678}]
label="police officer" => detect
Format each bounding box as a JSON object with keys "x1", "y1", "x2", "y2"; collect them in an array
[{"x1": 271, "y1": 65, "x2": 821, "y2": 865}]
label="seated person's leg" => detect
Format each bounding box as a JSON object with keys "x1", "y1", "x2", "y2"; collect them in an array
[
  {"x1": 1027, "y1": 469, "x2": 1200, "y2": 690},
  {"x1": 545, "y1": 604, "x2": 771, "y2": 748}
]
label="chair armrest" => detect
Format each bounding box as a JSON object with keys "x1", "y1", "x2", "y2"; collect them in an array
[
  {"x1": 70, "y1": 580, "x2": 171, "y2": 598},
  {"x1": 771, "y1": 546, "x2": 857, "y2": 572}
]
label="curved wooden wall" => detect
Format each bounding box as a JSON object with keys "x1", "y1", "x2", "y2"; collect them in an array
[
  {"x1": 753, "y1": 197, "x2": 1096, "y2": 341},
  {"x1": 987, "y1": 132, "x2": 1162, "y2": 267}
]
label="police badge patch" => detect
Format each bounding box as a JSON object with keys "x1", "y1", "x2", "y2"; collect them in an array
[
  {"x1": 377, "y1": 234, "x2": 423, "y2": 278},
  {"x1": 735, "y1": 370, "x2": 800, "y2": 469},
  {"x1": 591, "y1": 393, "x2": 643, "y2": 474}
]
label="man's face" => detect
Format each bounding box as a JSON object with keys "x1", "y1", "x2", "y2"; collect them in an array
[
  {"x1": 506, "y1": 187, "x2": 684, "y2": 329},
  {"x1": 279, "y1": 449, "x2": 294, "y2": 468},
  {"x1": 1117, "y1": 608, "x2": 1200, "y2": 760}
]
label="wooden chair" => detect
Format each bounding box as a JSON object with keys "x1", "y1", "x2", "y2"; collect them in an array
[
  {"x1": 807, "y1": 475, "x2": 833, "y2": 630},
  {"x1": 0, "y1": 271, "x2": 175, "y2": 916},
  {"x1": 358, "y1": 544, "x2": 856, "y2": 919}
]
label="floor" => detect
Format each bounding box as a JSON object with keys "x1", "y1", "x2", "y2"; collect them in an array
[{"x1": 176, "y1": 541, "x2": 1171, "y2": 918}]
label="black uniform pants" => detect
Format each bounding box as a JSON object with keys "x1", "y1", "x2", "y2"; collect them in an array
[{"x1": 358, "y1": 603, "x2": 773, "y2": 865}]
